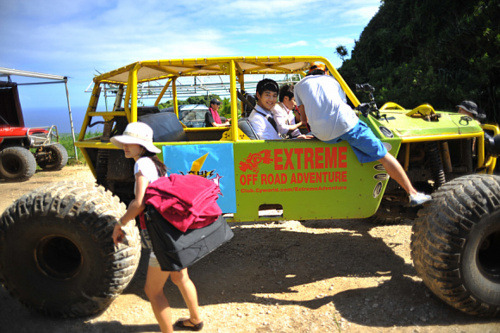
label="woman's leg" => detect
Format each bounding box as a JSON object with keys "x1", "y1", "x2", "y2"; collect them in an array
[
  {"x1": 171, "y1": 268, "x2": 202, "y2": 325},
  {"x1": 144, "y1": 265, "x2": 172, "y2": 333}
]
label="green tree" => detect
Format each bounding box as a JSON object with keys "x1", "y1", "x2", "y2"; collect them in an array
[{"x1": 339, "y1": 0, "x2": 499, "y2": 122}]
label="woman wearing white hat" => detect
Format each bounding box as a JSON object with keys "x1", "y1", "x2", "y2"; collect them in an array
[{"x1": 111, "y1": 122, "x2": 203, "y2": 332}]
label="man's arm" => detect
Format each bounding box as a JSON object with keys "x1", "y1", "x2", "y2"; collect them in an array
[{"x1": 298, "y1": 105, "x2": 308, "y2": 126}]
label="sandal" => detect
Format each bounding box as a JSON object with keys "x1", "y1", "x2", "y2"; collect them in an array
[{"x1": 174, "y1": 318, "x2": 204, "y2": 331}]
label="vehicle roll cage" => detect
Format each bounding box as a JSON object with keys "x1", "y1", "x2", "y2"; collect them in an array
[{"x1": 80, "y1": 56, "x2": 359, "y2": 142}]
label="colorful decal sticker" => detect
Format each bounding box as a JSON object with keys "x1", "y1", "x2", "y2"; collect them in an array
[
  {"x1": 162, "y1": 144, "x2": 237, "y2": 213},
  {"x1": 238, "y1": 146, "x2": 348, "y2": 191},
  {"x1": 239, "y1": 150, "x2": 273, "y2": 173}
]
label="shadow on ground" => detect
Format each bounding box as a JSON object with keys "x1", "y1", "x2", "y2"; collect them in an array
[{"x1": 1, "y1": 219, "x2": 496, "y2": 332}]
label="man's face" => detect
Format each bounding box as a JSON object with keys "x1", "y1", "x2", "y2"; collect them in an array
[
  {"x1": 458, "y1": 107, "x2": 474, "y2": 119},
  {"x1": 211, "y1": 102, "x2": 220, "y2": 111},
  {"x1": 256, "y1": 90, "x2": 278, "y2": 111},
  {"x1": 282, "y1": 96, "x2": 296, "y2": 111}
]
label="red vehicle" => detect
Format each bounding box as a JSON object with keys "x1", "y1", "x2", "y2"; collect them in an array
[{"x1": 0, "y1": 81, "x2": 67, "y2": 181}]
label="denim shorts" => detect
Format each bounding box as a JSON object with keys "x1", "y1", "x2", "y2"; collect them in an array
[{"x1": 326, "y1": 120, "x2": 387, "y2": 163}]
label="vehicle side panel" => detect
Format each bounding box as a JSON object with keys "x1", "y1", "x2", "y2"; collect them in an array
[
  {"x1": 160, "y1": 139, "x2": 400, "y2": 222},
  {"x1": 233, "y1": 140, "x2": 391, "y2": 221}
]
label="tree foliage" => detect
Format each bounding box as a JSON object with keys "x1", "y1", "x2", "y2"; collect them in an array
[
  {"x1": 158, "y1": 94, "x2": 232, "y2": 118},
  {"x1": 339, "y1": 0, "x2": 499, "y2": 122}
]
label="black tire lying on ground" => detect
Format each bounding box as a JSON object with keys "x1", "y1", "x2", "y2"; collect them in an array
[
  {"x1": 411, "y1": 174, "x2": 500, "y2": 317},
  {"x1": 0, "y1": 181, "x2": 141, "y2": 318},
  {"x1": 36, "y1": 143, "x2": 69, "y2": 171},
  {"x1": 0, "y1": 146, "x2": 36, "y2": 181}
]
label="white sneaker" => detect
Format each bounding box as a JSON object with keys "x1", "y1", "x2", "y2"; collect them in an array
[{"x1": 409, "y1": 192, "x2": 432, "y2": 207}]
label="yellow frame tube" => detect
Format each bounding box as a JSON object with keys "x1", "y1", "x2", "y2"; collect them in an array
[
  {"x1": 154, "y1": 78, "x2": 172, "y2": 106},
  {"x1": 124, "y1": 77, "x2": 132, "y2": 121},
  {"x1": 481, "y1": 124, "x2": 499, "y2": 173},
  {"x1": 79, "y1": 84, "x2": 101, "y2": 141},
  {"x1": 172, "y1": 78, "x2": 179, "y2": 118},
  {"x1": 323, "y1": 58, "x2": 360, "y2": 107},
  {"x1": 229, "y1": 60, "x2": 239, "y2": 141},
  {"x1": 130, "y1": 64, "x2": 139, "y2": 122}
]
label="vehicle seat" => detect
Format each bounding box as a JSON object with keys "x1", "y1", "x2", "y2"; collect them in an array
[
  {"x1": 238, "y1": 118, "x2": 260, "y2": 140},
  {"x1": 237, "y1": 90, "x2": 256, "y2": 118},
  {"x1": 139, "y1": 112, "x2": 188, "y2": 142}
]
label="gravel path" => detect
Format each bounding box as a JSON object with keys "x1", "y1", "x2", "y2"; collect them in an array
[{"x1": 0, "y1": 166, "x2": 499, "y2": 332}]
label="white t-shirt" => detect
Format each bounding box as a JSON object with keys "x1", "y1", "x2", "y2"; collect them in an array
[
  {"x1": 134, "y1": 157, "x2": 161, "y2": 256},
  {"x1": 248, "y1": 105, "x2": 282, "y2": 140},
  {"x1": 294, "y1": 75, "x2": 358, "y2": 141},
  {"x1": 271, "y1": 102, "x2": 301, "y2": 138},
  {"x1": 134, "y1": 157, "x2": 160, "y2": 185}
]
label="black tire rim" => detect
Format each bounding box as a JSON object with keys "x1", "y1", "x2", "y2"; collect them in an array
[
  {"x1": 35, "y1": 235, "x2": 83, "y2": 280},
  {"x1": 477, "y1": 229, "x2": 500, "y2": 283}
]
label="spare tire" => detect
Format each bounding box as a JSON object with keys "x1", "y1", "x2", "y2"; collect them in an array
[
  {"x1": 36, "y1": 143, "x2": 68, "y2": 171},
  {"x1": 411, "y1": 174, "x2": 500, "y2": 317},
  {"x1": 0, "y1": 146, "x2": 36, "y2": 181},
  {"x1": 0, "y1": 181, "x2": 141, "y2": 318}
]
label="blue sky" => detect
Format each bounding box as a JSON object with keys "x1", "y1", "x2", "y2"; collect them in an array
[{"x1": 0, "y1": 0, "x2": 380, "y2": 132}]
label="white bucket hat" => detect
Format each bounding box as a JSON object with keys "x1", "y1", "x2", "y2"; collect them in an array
[{"x1": 110, "y1": 122, "x2": 161, "y2": 154}]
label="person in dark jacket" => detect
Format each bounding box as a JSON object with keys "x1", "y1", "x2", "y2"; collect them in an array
[
  {"x1": 457, "y1": 100, "x2": 486, "y2": 123},
  {"x1": 205, "y1": 98, "x2": 230, "y2": 127}
]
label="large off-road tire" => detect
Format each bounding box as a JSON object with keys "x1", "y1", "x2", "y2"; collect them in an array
[
  {"x1": 36, "y1": 143, "x2": 68, "y2": 171},
  {"x1": 0, "y1": 146, "x2": 36, "y2": 181},
  {"x1": 411, "y1": 174, "x2": 500, "y2": 317},
  {"x1": 0, "y1": 181, "x2": 141, "y2": 318}
]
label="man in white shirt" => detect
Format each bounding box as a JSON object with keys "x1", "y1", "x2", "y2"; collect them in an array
[
  {"x1": 248, "y1": 79, "x2": 282, "y2": 140},
  {"x1": 295, "y1": 63, "x2": 432, "y2": 206},
  {"x1": 272, "y1": 84, "x2": 302, "y2": 138}
]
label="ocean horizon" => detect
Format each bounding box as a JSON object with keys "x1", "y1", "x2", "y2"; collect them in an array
[{"x1": 21, "y1": 105, "x2": 101, "y2": 134}]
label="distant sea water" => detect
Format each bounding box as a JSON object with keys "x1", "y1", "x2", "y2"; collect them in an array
[{"x1": 21, "y1": 106, "x2": 103, "y2": 134}]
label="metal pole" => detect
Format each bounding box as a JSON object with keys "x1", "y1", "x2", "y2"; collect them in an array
[{"x1": 64, "y1": 78, "x2": 78, "y2": 159}]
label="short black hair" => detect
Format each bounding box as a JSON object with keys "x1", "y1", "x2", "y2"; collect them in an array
[
  {"x1": 279, "y1": 84, "x2": 294, "y2": 102},
  {"x1": 256, "y1": 79, "x2": 279, "y2": 96}
]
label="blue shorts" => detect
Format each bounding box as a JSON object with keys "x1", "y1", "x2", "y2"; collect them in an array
[{"x1": 325, "y1": 120, "x2": 387, "y2": 163}]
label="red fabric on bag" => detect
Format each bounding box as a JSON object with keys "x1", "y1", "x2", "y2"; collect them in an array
[{"x1": 144, "y1": 174, "x2": 222, "y2": 232}]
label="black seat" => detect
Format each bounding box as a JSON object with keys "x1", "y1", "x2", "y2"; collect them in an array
[
  {"x1": 139, "y1": 112, "x2": 188, "y2": 142},
  {"x1": 238, "y1": 118, "x2": 260, "y2": 140}
]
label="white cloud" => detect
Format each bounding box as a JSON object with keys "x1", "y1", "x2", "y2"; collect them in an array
[
  {"x1": 224, "y1": 0, "x2": 320, "y2": 18},
  {"x1": 0, "y1": 0, "x2": 383, "y2": 107},
  {"x1": 320, "y1": 37, "x2": 357, "y2": 49},
  {"x1": 345, "y1": 6, "x2": 380, "y2": 21},
  {"x1": 274, "y1": 41, "x2": 308, "y2": 49}
]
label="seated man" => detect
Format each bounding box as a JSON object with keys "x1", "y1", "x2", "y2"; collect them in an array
[
  {"x1": 248, "y1": 79, "x2": 311, "y2": 140},
  {"x1": 272, "y1": 84, "x2": 302, "y2": 138},
  {"x1": 205, "y1": 98, "x2": 230, "y2": 127},
  {"x1": 247, "y1": 79, "x2": 282, "y2": 140}
]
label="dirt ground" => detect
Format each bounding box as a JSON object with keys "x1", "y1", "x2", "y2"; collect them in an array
[{"x1": 0, "y1": 165, "x2": 498, "y2": 333}]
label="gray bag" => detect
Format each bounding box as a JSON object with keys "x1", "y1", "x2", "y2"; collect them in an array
[{"x1": 144, "y1": 206, "x2": 234, "y2": 271}]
